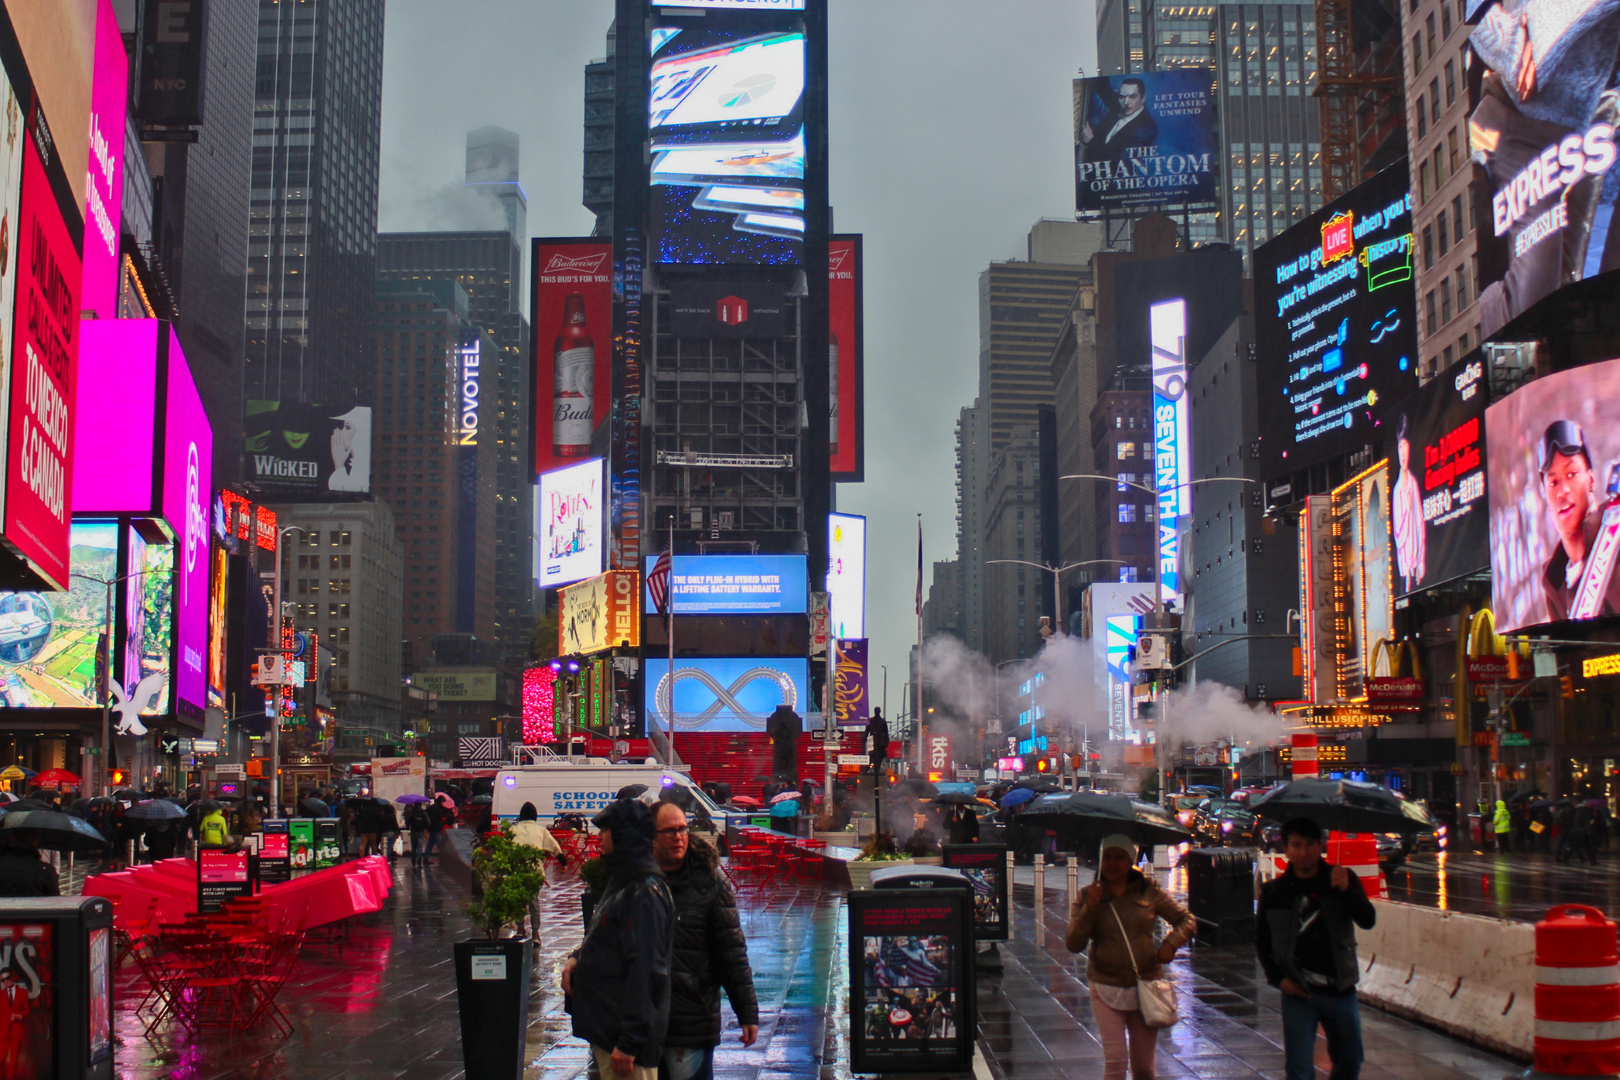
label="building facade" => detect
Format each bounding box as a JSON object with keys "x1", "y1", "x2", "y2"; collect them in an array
[
  {"x1": 245, "y1": 0, "x2": 385, "y2": 408},
  {"x1": 955, "y1": 402, "x2": 987, "y2": 653},
  {"x1": 1089, "y1": 384, "x2": 1157, "y2": 586},
  {"x1": 983, "y1": 424, "x2": 1048, "y2": 663}
]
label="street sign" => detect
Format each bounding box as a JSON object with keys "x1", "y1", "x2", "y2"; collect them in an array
[
  {"x1": 809, "y1": 592, "x2": 830, "y2": 657},
  {"x1": 1501, "y1": 732, "x2": 1530, "y2": 747},
  {"x1": 214, "y1": 764, "x2": 244, "y2": 778},
  {"x1": 838, "y1": 754, "x2": 869, "y2": 766}
]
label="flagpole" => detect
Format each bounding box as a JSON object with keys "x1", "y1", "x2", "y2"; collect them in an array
[
  {"x1": 667, "y1": 517, "x2": 676, "y2": 766},
  {"x1": 916, "y1": 514, "x2": 925, "y2": 776}
]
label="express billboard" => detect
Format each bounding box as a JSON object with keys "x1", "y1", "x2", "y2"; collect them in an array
[
  {"x1": 536, "y1": 458, "x2": 604, "y2": 588},
  {"x1": 648, "y1": 17, "x2": 806, "y2": 266},
  {"x1": 1253, "y1": 164, "x2": 1420, "y2": 481},
  {"x1": 1386, "y1": 356, "x2": 1489, "y2": 598},
  {"x1": 643, "y1": 553, "x2": 809, "y2": 614},
  {"x1": 1074, "y1": 70, "x2": 1217, "y2": 214},
  {"x1": 643, "y1": 655, "x2": 808, "y2": 733},
  {"x1": 1469, "y1": 3, "x2": 1620, "y2": 339},
  {"x1": 243, "y1": 401, "x2": 370, "y2": 495},
  {"x1": 827, "y1": 512, "x2": 865, "y2": 639},
  {"x1": 1486, "y1": 357, "x2": 1620, "y2": 632},
  {"x1": 532, "y1": 239, "x2": 612, "y2": 476},
  {"x1": 829, "y1": 234, "x2": 864, "y2": 479}
]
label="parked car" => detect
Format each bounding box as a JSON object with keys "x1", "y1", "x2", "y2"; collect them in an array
[
  {"x1": 1170, "y1": 794, "x2": 1206, "y2": 829},
  {"x1": 1258, "y1": 820, "x2": 1283, "y2": 852}
]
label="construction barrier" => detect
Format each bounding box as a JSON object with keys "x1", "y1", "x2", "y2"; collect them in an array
[
  {"x1": 1533, "y1": 905, "x2": 1620, "y2": 1075},
  {"x1": 1256, "y1": 833, "x2": 1386, "y2": 900},
  {"x1": 1355, "y1": 899, "x2": 1535, "y2": 1060}
]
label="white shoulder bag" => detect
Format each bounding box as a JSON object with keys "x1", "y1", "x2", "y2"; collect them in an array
[{"x1": 1107, "y1": 901, "x2": 1179, "y2": 1029}]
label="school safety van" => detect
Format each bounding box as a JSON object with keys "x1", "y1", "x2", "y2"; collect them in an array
[{"x1": 490, "y1": 760, "x2": 743, "y2": 839}]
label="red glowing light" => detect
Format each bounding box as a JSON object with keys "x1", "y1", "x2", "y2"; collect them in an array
[{"x1": 523, "y1": 667, "x2": 557, "y2": 744}]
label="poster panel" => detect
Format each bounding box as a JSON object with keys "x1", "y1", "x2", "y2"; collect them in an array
[
  {"x1": 941, "y1": 844, "x2": 1009, "y2": 941},
  {"x1": 848, "y1": 889, "x2": 973, "y2": 1074},
  {"x1": 1486, "y1": 356, "x2": 1620, "y2": 632},
  {"x1": 243, "y1": 401, "x2": 370, "y2": 495},
  {"x1": 827, "y1": 512, "x2": 865, "y2": 639},
  {"x1": 559, "y1": 571, "x2": 641, "y2": 655},
  {"x1": 536, "y1": 458, "x2": 605, "y2": 588},
  {"x1": 197, "y1": 849, "x2": 250, "y2": 913},
  {"x1": 829, "y1": 235, "x2": 864, "y2": 478},
  {"x1": 0, "y1": 922, "x2": 52, "y2": 1074},
  {"x1": 833, "y1": 637, "x2": 868, "y2": 728},
  {"x1": 1074, "y1": 70, "x2": 1217, "y2": 214},
  {"x1": 81, "y1": 0, "x2": 126, "y2": 319},
  {"x1": 163, "y1": 327, "x2": 212, "y2": 713},
  {"x1": 532, "y1": 240, "x2": 612, "y2": 477}
]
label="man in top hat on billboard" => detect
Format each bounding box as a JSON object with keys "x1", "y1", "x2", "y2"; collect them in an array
[
  {"x1": 1537, "y1": 420, "x2": 1620, "y2": 621},
  {"x1": 1079, "y1": 77, "x2": 1159, "y2": 165}
]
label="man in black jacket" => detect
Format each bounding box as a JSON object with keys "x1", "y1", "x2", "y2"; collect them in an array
[
  {"x1": 0, "y1": 834, "x2": 58, "y2": 896},
  {"x1": 563, "y1": 798, "x2": 674, "y2": 1079},
  {"x1": 1257, "y1": 818, "x2": 1376, "y2": 1080},
  {"x1": 651, "y1": 801, "x2": 759, "y2": 1080}
]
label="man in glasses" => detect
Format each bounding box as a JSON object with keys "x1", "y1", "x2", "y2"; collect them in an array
[
  {"x1": 652, "y1": 800, "x2": 759, "y2": 1080},
  {"x1": 1537, "y1": 420, "x2": 1620, "y2": 621}
]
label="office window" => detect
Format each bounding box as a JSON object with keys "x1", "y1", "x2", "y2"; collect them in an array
[
  {"x1": 1117, "y1": 442, "x2": 1137, "y2": 460},
  {"x1": 1423, "y1": 225, "x2": 1434, "y2": 269},
  {"x1": 1411, "y1": 33, "x2": 1421, "y2": 76},
  {"x1": 1430, "y1": 78, "x2": 1441, "y2": 123},
  {"x1": 1433, "y1": 144, "x2": 1445, "y2": 186},
  {"x1": 457, "y1": 722, "x2": 481, "y2": 735},
  {"x1": 1438, "y1": 215, "x2": 1449, "y2": 257},
  {"x1": 1426, "y1": 291, "x2": 1438, "y2": 334},
  {"x1": 1444, "y1": 60, "x2": 1456, "y2": 106},
  {"x1": 1448, "y1": 127, "x2": 1459, "y2": 173},
  {"x1": 1415, "y1": 93, "x2": 1427, "y2": 137},
  {"x1": 1455, "y1": 264, "x2": 1469, "y2": 306},
  {"x1": 1420, "y1": 160, "x2": 1431, "y2": 202},
  {"x1": 1425, "y1": 12, "x2": 1435, "y2": 54},
  {"x1": 1452, "y1": 194, "x2": 1465, "y2": 242},
  {"x1": 1442, "y1": 0, "x2": 1452, "y2": 36},
  {"x1": 1441, "y1": 277, "x2": 1453, "y2": 323},
  {"x1": 1443, "y1": 345, "x2": 1454, "y2": 367},
  {"x1": 1119, "y1": 504, "x2": 1139, "y2": 523}
]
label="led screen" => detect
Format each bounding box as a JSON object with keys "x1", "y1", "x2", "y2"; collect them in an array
[
  {"x1": 532, "y1": 240, "x2": 613, "y2": 476},
  {"x1": 1074, "y1": 70, "x2": 1218, "y2": 214},
  {"x1": 123, "y1": 527, "x2": 172, "y2": 716},
  {"x1": 829, "y1": 235, "x2": 864, "y2": 479},
  {"x1": 207, "y1": 543, "x2": 226, "y2": 707},
  {"x1": 72, "y1": 320, "x2": 159, "y2": 514},
  {"x1": 643, "y1": 655, "x2": 808, "y2": 732},
  {"x1": 0, "y1": 522, "x2": 115, "y2": 708},
  {"x1": 81, "y1": 0, "x2": 127, "y2": 320},
  {"x1": 1487, "y1": 357, "x2": 1620, "y2": 632},
  {"x1": 537, "y1": 458, "x2": 605, "y2": 588},
  {"x1": 1385, "y1": 356, "x2": 1489, "y2": 598},
  {"x1": 827, "y1": 513, "x2": 865, "y2": 639},
  {"x1": 643, "y1": 554, "x2": 808, "y2": 614},
  {"x1": 649, "y1": 21, "x2": 805, "y2": 265},
  {"x1": 1469, "y1": 1, "x2": 1620, "y2": 339},
  {"x1": 657, "y1": 0, "x2": 806, "y2": 8},
  {"x1": 1253, "y1": 164, "x2": 1420, "y2": 481},
  {"x1": 1151, "y1": 299, "x2": 1189, "y2": 605},
  {"x1": 244, "y1": 401, "x2": 371, "y2": 495},
  {"x1": 164, "y1": 327, "x2": 212, "y2": 713},
  {"x1": 1346, "y1": 465, "x2": 1394, "y2": 697}
]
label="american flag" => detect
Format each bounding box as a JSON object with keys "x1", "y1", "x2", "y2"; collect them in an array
[
  {"x1": 648, "y1": 549, "x2": 674, "y2": 618},
  {"x1": 879, "y1": 938, "x2": 942, "y2": 988}
]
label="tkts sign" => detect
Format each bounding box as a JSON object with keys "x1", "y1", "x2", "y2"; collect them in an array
[{"x1": 927, "y1": 733, "x2": 953, "y2": 783}]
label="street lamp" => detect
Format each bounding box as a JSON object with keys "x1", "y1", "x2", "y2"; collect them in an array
[{"x1": 985, "y1": 558, "x2": 1127, "y2": 639}]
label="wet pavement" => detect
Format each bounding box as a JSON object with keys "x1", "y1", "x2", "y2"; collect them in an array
[
  {"x1": 1384, "y1": 849, "x2": 1620, "y2": 921},
  {"x1": 101, "y1": 847, "x2": 1528, "y2": 1079}
]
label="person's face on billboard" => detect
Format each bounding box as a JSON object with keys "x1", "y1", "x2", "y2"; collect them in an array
[
  {"x1": 1543, "y1": 450, "x2": 1595, "y2": 545},
  {"x1": 1118, "y1": 83, "x2": 1145, "y2": 115},
  {"x1": 1398, "y1": 436, "x2": 1411, "y2": 470}
]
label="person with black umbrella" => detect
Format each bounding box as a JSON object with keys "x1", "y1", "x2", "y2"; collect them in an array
[
  {"x1": 0, "y1": 831, "x2": 57, "y2": 896},
  {"x1": 1256, "y1": 817, "x2": 1376, "y2": 1080}
]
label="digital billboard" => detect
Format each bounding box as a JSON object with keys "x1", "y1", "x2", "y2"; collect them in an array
[
  {"x1": 1345, "y1": 464, "x2": 1394, "y2": 698},
  {"x1": 81, "y1": 0, "x2": 126, "y2": 320},
  {"x1": 532, "y1": 240, "x2": 613, "y2": 476},
  {"x1": 536, "y1": 458, "x2": 605, "y2": 588},
  {"x1": 559, "y1": 571, "x2": 641, "y2": 655},
  {"x1": 0, "y1": 57, "x2": 23, "y2": 542},
  {"x1": 122, "y1": 526, "x2": 173, "y2": 718},
  {"x1": 657, "y1": 0, "x2": 806, "y2": 8},
  {"x1": 1385, "y1": 356, "x2": 1489, "y2": 598},
  {"x1": 829, "y1": 234, "x2": 864, "y2": 479},
  {"x1": 669, "y1": 280, "x2": 787, "y2": 338},
  {"x1": 1151, "y1": 299, "x2": 1189, "y2": 605},
  {"x1": 643, "y1": 553, "x2": 809, "y2": 614},
  {"x1": 243, "y1": 401, "x2": 371, "y2": 495},
  {"x1": 1253, "y1": 164, "x2": 1420, "y2": 480},
  {"x1": 827, "y1": 512, "x2": 865, "y2": 639},
  {"x1": 163, "y1": 327, "x2": 211, "y2": 714},
  {"x1": 649, "y1": 20, "x2": 806, "y2": 265},
  {"x1": 4, "y1": 101, "x2": 84, "y2": 590},
  {"x1": 644, "y1": 655, "x2": 808, "y2": 732},
  {"x1": 1074, "y1": 70, "x2": 1217, "y2": 214},
  {"x1": 1469, "y1": 3, "x2": 1620, "y2": 338},
  {"x1": 1487, "y1": 357, "x2": 1620, "y2": 632},
  {"x1": 0, "y1": 522, "x2": 115, "y2": 709},
  {"x1": 1085, "y1": 583, "x2": 1154, "y2": 740}
]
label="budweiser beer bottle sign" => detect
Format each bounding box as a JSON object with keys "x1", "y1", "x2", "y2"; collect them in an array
[
  {"x1": 554, "y1": 293, "x2": 594, "y2": 457},
  {"x1": 829, "y1": 332, "x2": 839, "y2": 454}
]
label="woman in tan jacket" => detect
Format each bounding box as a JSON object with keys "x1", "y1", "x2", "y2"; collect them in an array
[{"x1": 1066, "y1": 834, "x2": 1196, "y2": 1080}]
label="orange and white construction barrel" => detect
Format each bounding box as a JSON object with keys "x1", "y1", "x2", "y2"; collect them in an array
[{"x1": 1534, "y1": 904, "x2": 1620, "y2": 1076}]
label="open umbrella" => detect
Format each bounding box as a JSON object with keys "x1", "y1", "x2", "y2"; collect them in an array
[
  {"x1": 124, "y1": 800, "x2": 186, "y2": 822},
  {"x1": 32, "y1": 769, "x2": 79, "y2": 788},
  {"x1": 891, "y1": 778, "x2": 939, "y2": 799},
  {"x1": 1247, "y1": 778, "x2": 1435, "y2": 835},
  {"x1": 469, "y1": 795, "x2": 493, "y2": 806},
  {"x1": 0, "y1": 810, "x2": 107, "y2": 853},
  {"x1": 999, "y1": 787, "x2": 1038, "y2": 809},
  {"x1": 1017, "y1": 791, "x2": 1193, "y2": 847},
  {"x1": 396, "y1": 793, "x2": 432, "y2": 805},
  {"x1": 729, "y1": 795, "x2": 762, "y2": 808},
  {"x1": 0, "y1": 766, "x2": 33, "y2": 782},
  {"x1": 928, "y1": 791, "x2": 981, "y2": 806},
  {"x1": 616, "y1": 784, "x2": 649, "y2": 800},
  {"x1": 1014, "y1": 777, "x2": 1064, "y2": 793},
  {"x1": 769, "y1": 790, "x2": 802, "y2": 805}
]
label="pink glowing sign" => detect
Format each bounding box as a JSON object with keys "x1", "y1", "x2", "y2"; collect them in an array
[
  {"x1": 81, "y1": 0, "x2": 126, "y2": 318},
  {"x1": 163, "y1": 325, "x2": 212, "y2": 713},
  {"x1": 72, "y1": 319, "x2": 157, "y2": 514}
]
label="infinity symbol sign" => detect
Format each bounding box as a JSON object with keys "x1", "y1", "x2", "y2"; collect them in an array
[{"x1": 654, "y1": 667, "x2": 799, "y2": 729}]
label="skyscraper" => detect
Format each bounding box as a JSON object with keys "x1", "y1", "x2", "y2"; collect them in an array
[
  {"x1": 379, "y1": 130, "x2": 534, "y2": 666},
  {"x1": 244, "y1": 0, "x2": 385, "y2": 409}
]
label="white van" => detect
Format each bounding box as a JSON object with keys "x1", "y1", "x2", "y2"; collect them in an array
[{"x1": 491, "y1": 760, "x2": 741, "y2": 833}]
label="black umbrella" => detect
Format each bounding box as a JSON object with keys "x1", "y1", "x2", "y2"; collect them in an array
[
  {"x1": 1014, "y1": 776, "x2": 1064, "y2": 793},
  {"x1": 891, "y1": 778, "x2": 939, "y2": 799},
  {"x1": 6, "y1": 800, "x2": 58, "y2": 814},
  {"x1": 616, "y1": 784, "x2": 648, "y2": 800},
  {"x1": 1017, "y1": 791, "x2": 1193, "y2": 847},
  {"x1": 1507, "y1": 790, "x2": 1544, "y2": 804},
  {"x1": 1248, "y1": 778, "x2": 1434, "y2": 835},
  {"x1": 469, "y1": 795, "x2": 493, "y2": 806},
  {"x1": 124, "y1": 800, "x2": 187, "y2": 822},
  {"x1": 298, "y1": 798, "x2": 329, "y2": 816},
  {"x1": 0, "y1": 810, "x2": 108, "y2": 853},
  {"x1": 927, "y1": 791, "x2": 981, "y2": 806}
]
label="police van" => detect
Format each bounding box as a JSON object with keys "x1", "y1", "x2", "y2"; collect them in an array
[{"x1": 490, "y1": 760, "x2": 742, "y2": 838}]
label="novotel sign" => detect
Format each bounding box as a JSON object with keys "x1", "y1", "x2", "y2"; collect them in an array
[
  {"x1": 1151, "y1": 298, "x2": 1189, "y2": 605},
  {"x1": 458, "y1": 336, "x2": 481, "y2": 446}
]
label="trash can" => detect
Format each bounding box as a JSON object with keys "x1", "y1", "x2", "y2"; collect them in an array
[
  {"x1": 1183, "y1": 847, "x2": 1255, "y2": 947},
  {"x1": 0, "y1": 897, "x2": 114, "y2": 1079}
]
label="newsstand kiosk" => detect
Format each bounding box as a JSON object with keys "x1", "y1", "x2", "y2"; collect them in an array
[{"x1": 0, "y1": 897, "x2": 114, "y2": 1079}]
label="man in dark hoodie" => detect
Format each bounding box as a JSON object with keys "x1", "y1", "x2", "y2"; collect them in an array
[
  {"x1": 652, "y1": 799, "x2": 758, "y2": 1080},
  {"x1": 563, "y1": 798, "x2": 674, "y2": 1079},
  {"x1": 1257, "y1": 817, "x2": 1377, "y2": 1080}
]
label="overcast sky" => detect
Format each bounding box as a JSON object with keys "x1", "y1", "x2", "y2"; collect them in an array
[{"x1": 379, "y1": 0, "x2": 1096, "y2": 716}]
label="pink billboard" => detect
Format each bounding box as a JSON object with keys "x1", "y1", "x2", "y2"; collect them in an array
[
  {"x1": 162, "y1": 325, "x2": 212, "y2": 713},
  {"x1": 81, "y1": 0, "x2": 126, "y2": 319},
  {"x1": 3, "y1": 106, "x2": 84, "y2": 590},
  {"x1": 72, "y1": 319, "x2": 158, "y2": 514}
]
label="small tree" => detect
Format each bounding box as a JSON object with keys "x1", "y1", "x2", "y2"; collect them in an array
[{"x1": 467, "y1": 824, "x2": 548, "y2": 939}]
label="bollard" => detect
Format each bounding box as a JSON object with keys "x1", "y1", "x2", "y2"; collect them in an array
[
  {"x1": 1034, "y1": 854, "x2": 1045, "y2": 945},
  {"x1": 1067, "y1": 858, "x2": 1080, "y2": 913},
  {"x1": 1532, "y1": 905, "x2": 1620, "y2": 1076},
  {"x1": 1006, "y1": 849, "x2": 1016, "y2": 940}
]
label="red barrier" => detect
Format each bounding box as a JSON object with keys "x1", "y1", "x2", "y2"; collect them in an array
[
  {"x1": 90, "y1": 858, "x2": 391, "y2": 933},
  {"x1": 1534, "y1": 904, "x2": 1620, "y2": 1075}
]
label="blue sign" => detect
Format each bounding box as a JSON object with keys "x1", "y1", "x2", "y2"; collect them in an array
[
  {"x1": 1106, "y1": 614, "x2": 1141, "y2": 681},
  {"x1": 643, "y1": 554, "x2": 808, "y2": 614},
  {"x1": 1151, "y1": 298, "x2": 1189, "y2": 605},
  {"x1": 1017, "y1": 736, "x2": 1049, "y2": 755},
  {"x1": 643, "y1": 656, "x2": 810, "y2": 733}
]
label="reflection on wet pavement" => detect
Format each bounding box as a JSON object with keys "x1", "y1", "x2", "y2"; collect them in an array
[{"x1": 1384, "y1": 850, "x2": 1620, "y2": 921}]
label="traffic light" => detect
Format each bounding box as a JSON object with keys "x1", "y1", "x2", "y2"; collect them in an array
[
  {"x1": 1507, "y1": 651, "x2": 1521, "y2": 680},
  {"x1": 1562, "y1": 674, "x2": 1575, "y2": 699},
  {"x1": 108, "y1": 768, "x2": 127, "y2": 787},
  {"x1": 1034, "y1": 756, "x2": 1050, "y2": 773}
]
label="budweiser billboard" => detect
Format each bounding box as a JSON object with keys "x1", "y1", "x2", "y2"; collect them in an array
[
  {"x1": 829, "y1": 235, "x2": 864, "y2": 480},
  {"x1": 532, "y1": 240, "x2": 612, "y2": 477}
]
